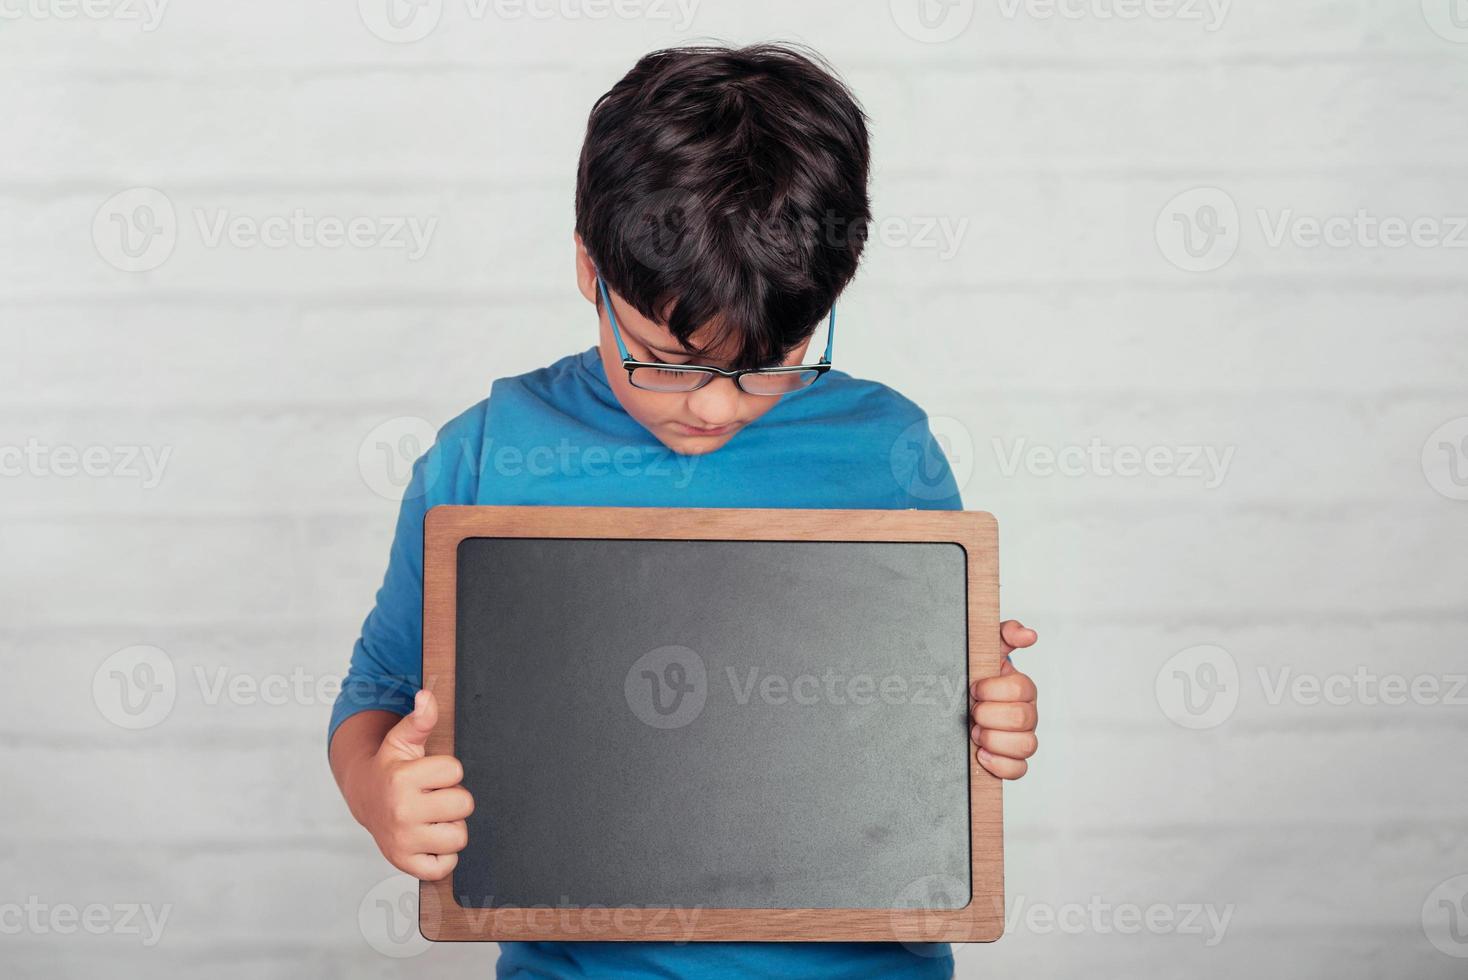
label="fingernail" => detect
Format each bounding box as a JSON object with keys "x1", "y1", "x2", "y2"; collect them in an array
[{"x1": 977, "y1": 747, "x2": 994, "y2": 763}]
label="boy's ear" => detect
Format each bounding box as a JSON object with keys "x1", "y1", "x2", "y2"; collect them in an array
[{"x1": 573, "y1": 233, "x2": 598, "y2": 306}]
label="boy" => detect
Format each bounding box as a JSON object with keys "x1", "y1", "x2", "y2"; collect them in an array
[{"x1": 329, "y1": 43, "x2": 1040, "y2": 980}]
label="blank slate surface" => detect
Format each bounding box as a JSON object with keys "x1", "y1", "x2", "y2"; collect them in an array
[
  {"x1": 419, "y1": 505, "x2": 1004, "y2": 943},
  {"x1": 453, "y1": 537, "x2": 970, "y2": 911}
]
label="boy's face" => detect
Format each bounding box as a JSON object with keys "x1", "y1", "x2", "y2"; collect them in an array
[{"x1": 575, "y1": 237, "x2": 813, "y2": 457}]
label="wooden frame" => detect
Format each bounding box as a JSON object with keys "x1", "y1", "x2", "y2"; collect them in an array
[{"x1": 420, "y1": 505, "x2": 1003, "y2": 943}]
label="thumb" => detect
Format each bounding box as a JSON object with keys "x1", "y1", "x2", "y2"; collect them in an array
[{"x1": 380, "y1": 689, "x2": 438, "y2": 762}]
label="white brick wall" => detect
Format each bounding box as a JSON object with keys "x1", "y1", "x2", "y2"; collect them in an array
[{"x1": 2, "y1": 1, "x2": 1465, "y2": 976}]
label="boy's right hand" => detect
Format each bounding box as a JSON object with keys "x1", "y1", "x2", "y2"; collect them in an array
[{"x1": 349, "y1": 689, "x2": 473, "y2": 881}]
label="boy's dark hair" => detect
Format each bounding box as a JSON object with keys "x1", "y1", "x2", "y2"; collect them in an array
[{"x1": 575, "y1": 43, "x2": 871, "y2": 371}]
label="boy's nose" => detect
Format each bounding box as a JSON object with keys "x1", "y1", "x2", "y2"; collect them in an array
[{"x1": 685, "y1": 376, "x2": 742, "y2": 427}]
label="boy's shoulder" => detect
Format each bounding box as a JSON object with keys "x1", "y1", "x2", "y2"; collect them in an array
[
  {"x1": 790, "y1": 367, "x2": 940, "y2": 445},
  {"x1": 818, "y1": 367, "x2": 932, "y2": 419},
  {"x1": 432, "y1": 349, "x2": 595, "y2": 441}
]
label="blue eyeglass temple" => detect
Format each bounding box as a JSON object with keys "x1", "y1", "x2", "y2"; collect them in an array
[{"x1": 596, "y1": 273, "x2": 836, "y2": 367}]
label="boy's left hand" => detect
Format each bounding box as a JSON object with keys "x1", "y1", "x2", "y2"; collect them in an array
[{"x1": 970, "y1": 620, "x2": 1039, "y2": 780}]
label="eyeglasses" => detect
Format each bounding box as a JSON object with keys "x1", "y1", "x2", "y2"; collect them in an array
[{"x1": 596, "y1": 273, "x2": 835, "y2": 396}]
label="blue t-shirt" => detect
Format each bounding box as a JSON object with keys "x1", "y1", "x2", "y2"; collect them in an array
[{"x1": 331, "y1": 346, "x2": 963, "y2": 980}]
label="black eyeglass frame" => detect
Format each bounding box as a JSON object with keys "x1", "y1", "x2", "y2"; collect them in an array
[{"x1": 595, "y1": 272, "x2": 836, "y2": 396}]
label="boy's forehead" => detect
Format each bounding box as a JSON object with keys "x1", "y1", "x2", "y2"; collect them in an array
[
  {"x1": 612, "y1": 285, "x2": 806, "y2": 367},
  {"x1": 632, "y1": 303, "x2": 743, "y2": 363}
]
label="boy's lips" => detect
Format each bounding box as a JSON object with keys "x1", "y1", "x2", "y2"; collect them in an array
[{"x1": 674, "y1": 421, "x2": 737, "y2": 437}]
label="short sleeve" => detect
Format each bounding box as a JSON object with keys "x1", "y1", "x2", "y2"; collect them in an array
[
  {"x1": 889, "y1": 410, "x2": 965, "y2": 512},
  {"x1": 327, "y1": 405, "x2": 486, "y2": 747}
]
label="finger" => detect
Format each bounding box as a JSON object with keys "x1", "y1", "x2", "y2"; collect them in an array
[
  {"x1": 399, "y1": 754, "x2": 464, "y2": 791},
  {"x1": 401, "y1": 851, "x2": 458, "y2": 882},
  {"x1": 972, "y1": 671, "x2": 1037, "y2": 704},
  {"x1": 418, "y1": 786, "x2": 476, "y2": 823},
  {"x1": 971, "y1": 699, "x2": 1037, "y2": 732},
  {"x1": 977, "y1": 747, "x2": 1029, "y2": 780},
  {"x1": 407, "y1": 820, "x2": 469, "y2": 856},
  {"x1": 380, "y1": 689, "x2": 438, "y2": 763},
  {"x1": 972, "y1": 727, "x2": 1038, "y2": 760},
  {"x1": 999, "y1": 620, "x2": 1038, "y2": 656}
]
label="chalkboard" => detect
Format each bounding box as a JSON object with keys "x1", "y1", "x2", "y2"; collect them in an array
[{"x1": 420, "y1": 506, "x2": 1003, "y2": 944}]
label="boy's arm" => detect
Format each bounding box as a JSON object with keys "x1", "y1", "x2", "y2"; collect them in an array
[{"x1": 328, "y1": 408, "x2": 485, "y2": 878}]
